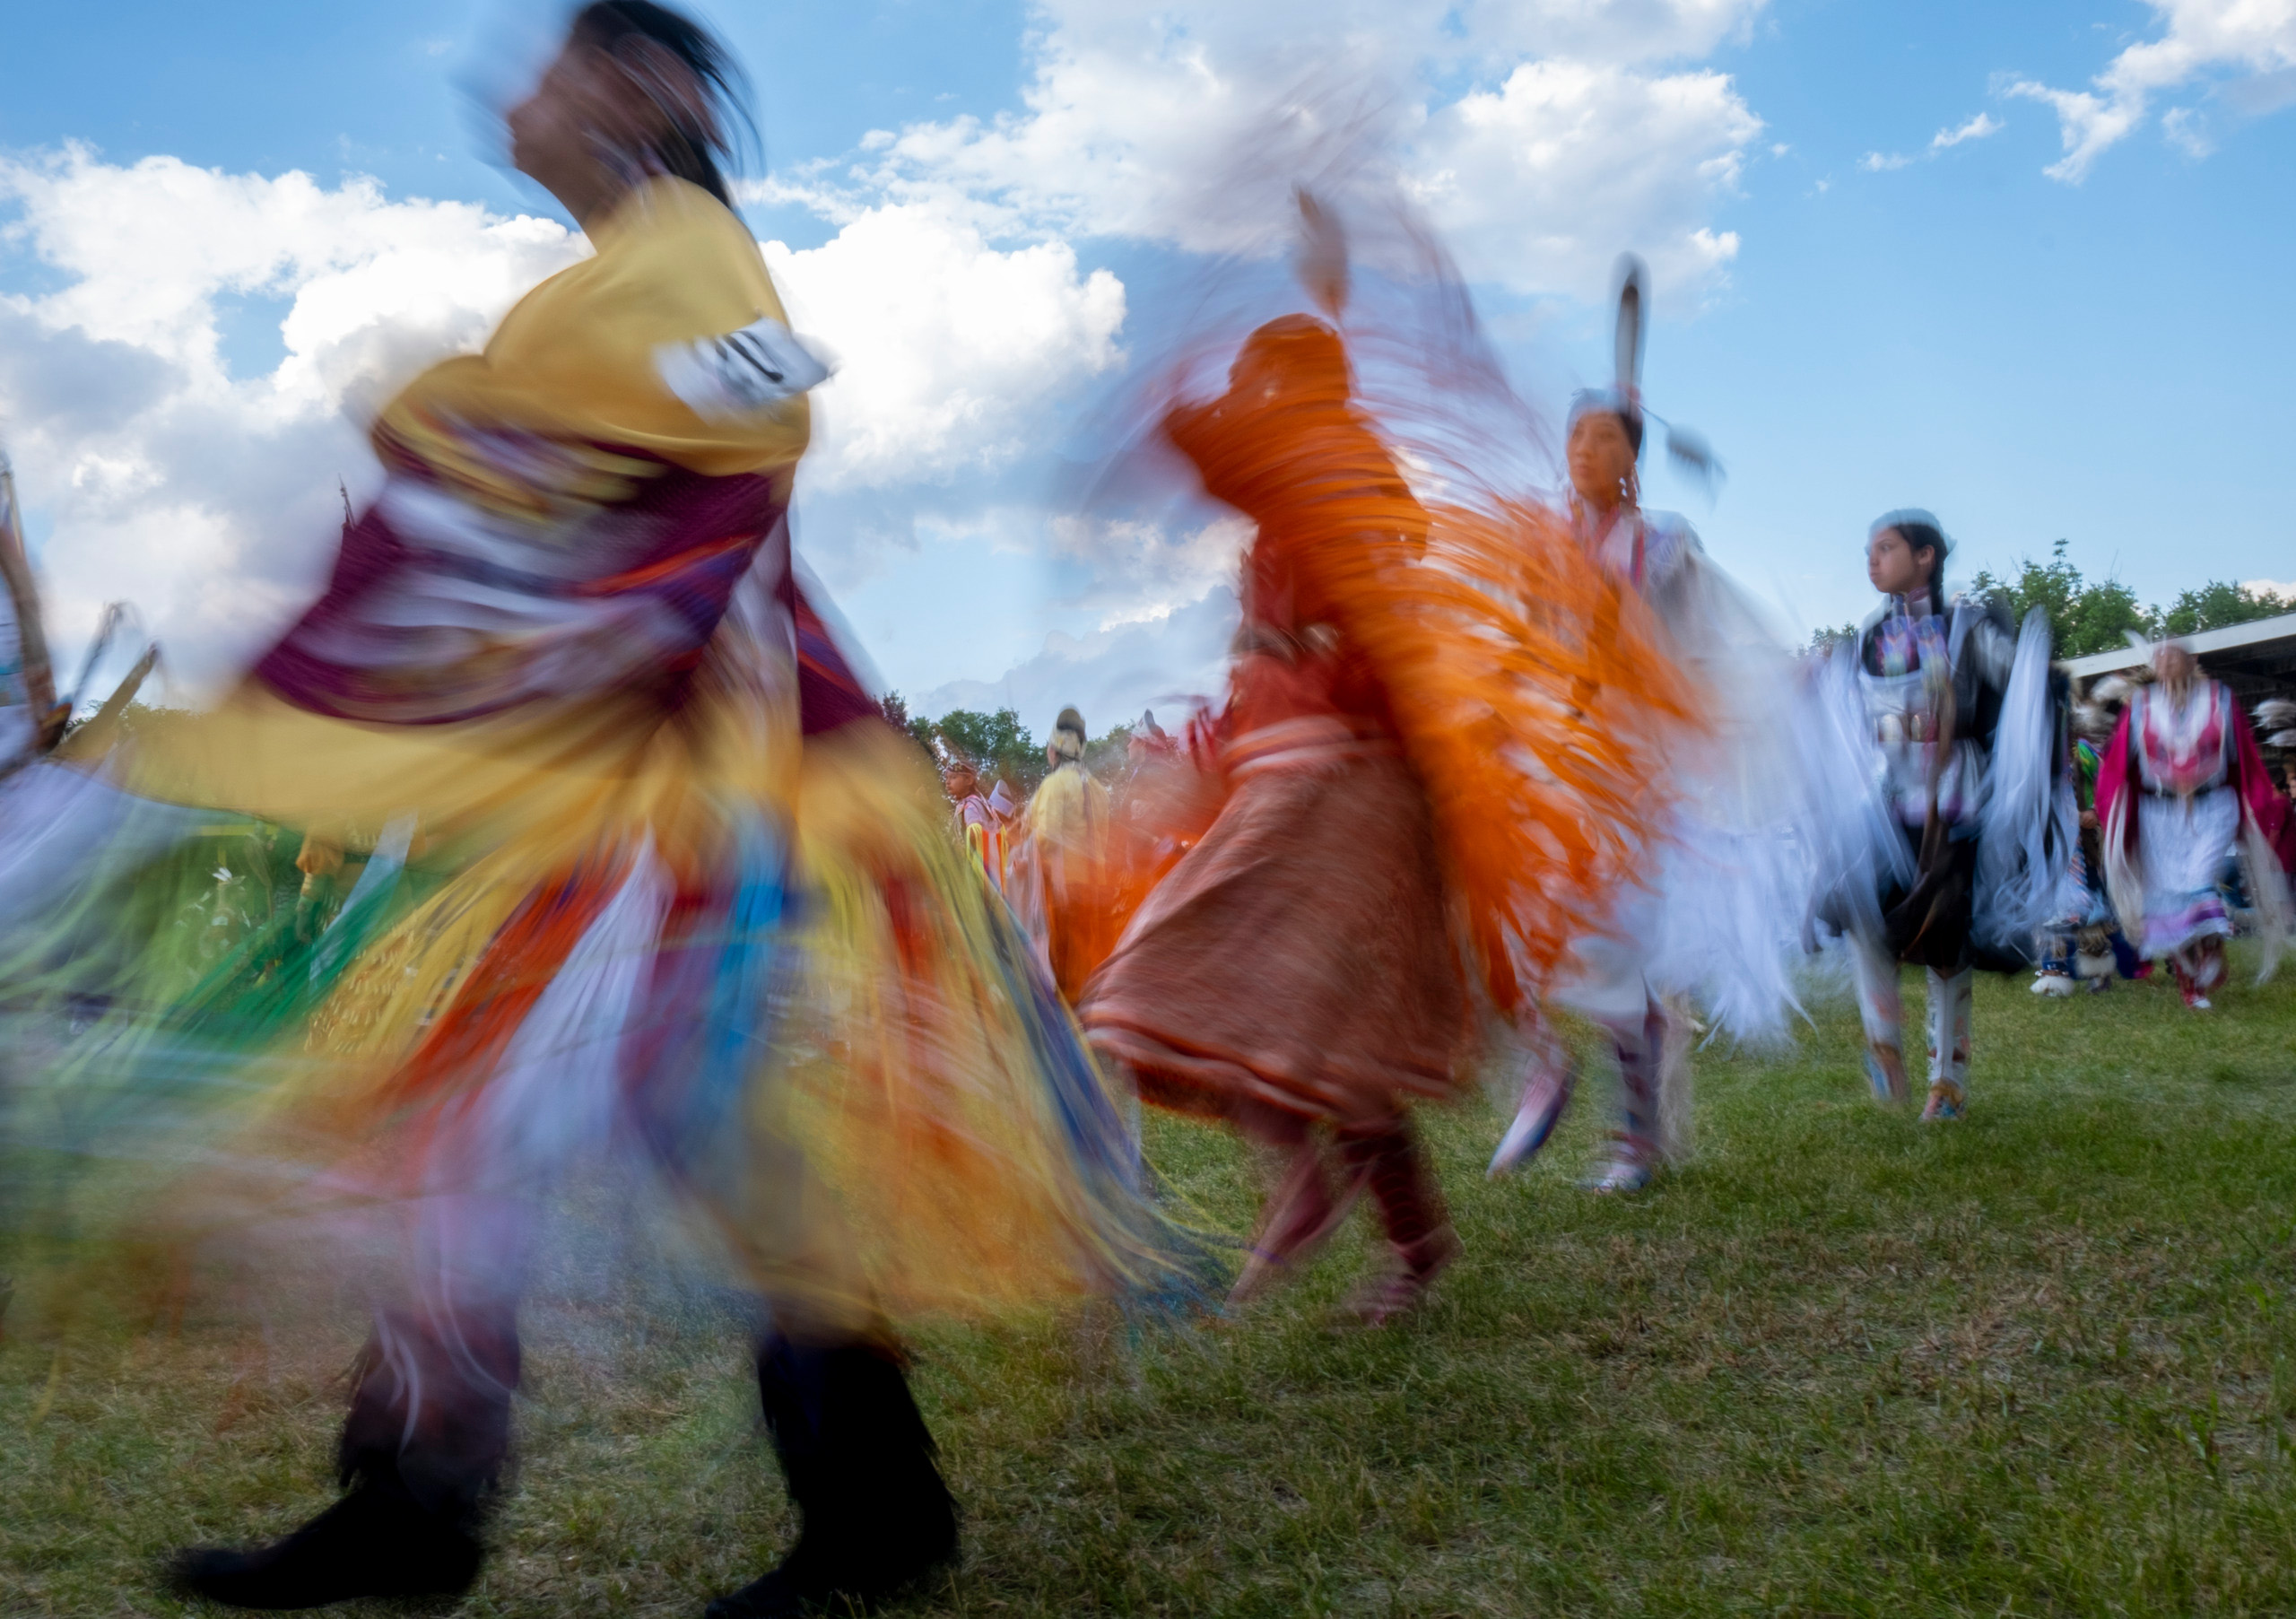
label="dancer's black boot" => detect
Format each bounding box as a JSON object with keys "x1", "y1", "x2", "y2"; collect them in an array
[
  {"x1": 170, "y1": 1461, "x2": 483, "y2": 1610},
  {"x1": 705, "y1": 1335, "x2": 959, "y2": 1618},
  {"x1": 171, "y1": 1308, "x2": 513, "y2": 1609}
]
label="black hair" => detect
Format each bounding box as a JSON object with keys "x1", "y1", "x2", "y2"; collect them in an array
[
  {"x1": 1893, "y1": 519, "x2": 1947, "y2": 583},
  {"x1": 1567, "y1": 391, "x2": 1644, "y2": 457},
  {"x1": 571, "y1": 1, "x2": 755, "y2": 206},
  {"x1": 1870, "y1": 509, "x2": 1950, "y2": 591}
]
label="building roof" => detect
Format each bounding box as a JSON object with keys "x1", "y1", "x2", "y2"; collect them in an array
[{"x1": 2060, "y1": 609, "x2": 2296, "y2": 705}]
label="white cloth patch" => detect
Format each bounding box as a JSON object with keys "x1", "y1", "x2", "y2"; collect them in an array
[{"x1": 657, "y1": 316, "x2": 832, "y2": 422}]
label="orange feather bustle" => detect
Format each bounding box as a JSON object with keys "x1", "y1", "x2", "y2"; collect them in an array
[{"x1": 1129, "y1": 315, "x2": 1694, "y2": 1016}]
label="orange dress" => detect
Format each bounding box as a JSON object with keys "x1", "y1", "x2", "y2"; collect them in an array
[
  {"x1": 1083, "y1": 365, "x2": 1465, "y2": 1124},
  {"x1": 1082, "y1": 315, "x2": 1690, "y2": 1127}
]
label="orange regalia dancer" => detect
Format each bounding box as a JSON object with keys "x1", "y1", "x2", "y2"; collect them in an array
[
  {"x1": 1079, "y1": 197, "x2": 1691, "y2": 1324},
  {"x1": 0, "y1": 7, "x2": 1201, "y2": 1615}
]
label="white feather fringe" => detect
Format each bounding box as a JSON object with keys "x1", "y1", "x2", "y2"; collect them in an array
[{"x1": 1973, "y1": 608, "x2": 2068, "y2": 954}]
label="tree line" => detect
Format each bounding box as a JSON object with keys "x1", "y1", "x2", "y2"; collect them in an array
[
  {"x1": 874, "y1": 692, "x2": 1140, "y2": 796},
  {"x1": 1807, "y1": 540, "x2": 2294, "y2": 657}
]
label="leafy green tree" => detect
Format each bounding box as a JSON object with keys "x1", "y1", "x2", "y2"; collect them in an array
[
  {"x1": 1083, "y1": 721, "x2": 1135, "y2": 782},
  {"x1": 2055, "y1": 577, "x2": 2154, "y2": 657},
  {"x1": 1805, "y1": 623, "x2": 1859, "y2": 656},
  {"x1": 2157, "y1": 579, "x2": 2295, "y2": 638},
  {"x1": 1953, "y1": 541, "x2": 2293, "y2": 657},
  {"x1": 876, "y1": 691, "x2": 939, "y2": 759},
  {"x1": 926, "y1": 707, "x2": 1042, "y2": 796},
  {"x1": 1966, "y1": 540, "x2": 2155, "y2": 657}
]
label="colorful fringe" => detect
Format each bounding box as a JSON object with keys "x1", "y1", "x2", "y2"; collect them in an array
[
  {"x1": 0, "y1": 722, "x2": 1210, "y2": 1340},
  {"x1": 1145, "y1": 320, "x2": 1694, "y2": 1016}
]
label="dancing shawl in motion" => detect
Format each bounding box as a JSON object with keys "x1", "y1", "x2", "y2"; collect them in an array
[
  {"x1": 0, "y1": 175, "x2": 1199, "y2": 1357},
  {"x1": 1075, "y1": 274, "x2": 1689, "y2": 1317},
  {"x1": 1085, "y1": 316, "x2": 1691, "y2": 1110}
]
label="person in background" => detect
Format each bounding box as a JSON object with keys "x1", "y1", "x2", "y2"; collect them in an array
[
  {"x1": 2096, "y1": 641, "x2": 2292, "y2": 1008},
  {"x1": 1010, "y1": 707, "x2": 1114, "y2": 1000},
  {"x1": 1812, "y1": 511, "x2": 2064, "y2": 1120},
  {"x1": 2033, "y1": 681, "x2": 2143, "y2": 994},
  {"x1": 944, "y1": 754, "x2": 1004, "y2": 892}
]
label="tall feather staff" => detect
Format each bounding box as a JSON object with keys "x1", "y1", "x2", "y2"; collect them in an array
[
  {"x1": 1613, "y1": 253, "x2": 1646, "y2": 408},
  {"x1": 0, "y1": 450, "x2": 65, "y2": 761},
  {"x1": 1607, "y1": 253, "x2": 1721, "y2": 492}
]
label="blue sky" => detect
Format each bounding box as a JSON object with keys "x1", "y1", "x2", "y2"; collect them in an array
[{"x1": 2, "y1": 0, "x2": 2291, "y2": 729}]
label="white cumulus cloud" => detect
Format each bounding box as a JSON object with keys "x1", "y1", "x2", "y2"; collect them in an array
[
  {"x1": 0, "y1": 147, "x2": 581, "y2": 685},
  {"x1": 1415, "y1": 58, "x2": 1759, "y2": 293},
  {"x1": 2007, "y1": 0, "x2": 2296, "y2": 181},
  {"x1": 1858, "y1": 111, "x2": 2001, "y2": 178},
  {"x1": 1931, "y1": 110, "x2": 2004, "y2": 150},
  {"x1": 3, "y1": 2, "x2": 1789, "y2": 722},
  {"x1": 773, "y1": 0, "x2": 1769, "y2": 302},
  {"x1": 912, "y1": 584, "x2": 1239, "y2": 737},
  {"x1": 789, "y1": 0, "x2": 1778, "y2": 718},
  {"x1": 764, "y1": 205, "x2": 1126, "y2": 494},
  {"x1": 2161, "y1": 105, "x2": 2218, "y2": 155},
  {"x1": 1046, "y1": 510, "x2": 1253, "y2": 631},
  {"x1": 0, "y1": 151, "x2": 1135, "y2": 686}
]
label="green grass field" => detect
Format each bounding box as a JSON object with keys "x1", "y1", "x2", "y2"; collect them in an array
[{"x1": 7, "y1": 954, "x2": 2296, "y2": 1617}]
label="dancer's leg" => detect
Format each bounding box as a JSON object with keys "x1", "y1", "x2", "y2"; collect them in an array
[
  {"x1": 1227, "y1": 1101, "x2": 1349, "y2": 1306},
  {"x1": 1335, "y1": 1115, "x2": 1457, "y2": 1325},
  {"x1": 1851, "y1": 931, "x2": 1909, "y2": 1104},
  {"x1": 1490, "y1": 1013, "x2": 1578, "y2": 1176},
  {"x1": 172, "y1": 1192, "x2": 531, "y2": 1607},
  {"x1": 1919, "y1": 967, "x2": 1971, "y2": 1120},
  {"x1": 1587, "y1": 997, "x2": 1666, "y2": 1190},
  {"x1": 707, "y1": 1327, "x2": 959, "y2": 1619},
  {"x1": 2173, "y1": 937, "x2": 2225, "y2": 1007}
]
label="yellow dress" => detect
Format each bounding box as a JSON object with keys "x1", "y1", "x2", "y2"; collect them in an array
[
  {"x1": 3, "y1": 177, "x2": 1198, "y2": 1339},
  {"x1": 1012, "y1": 759, "x2": 1116, "y2": 1002}
]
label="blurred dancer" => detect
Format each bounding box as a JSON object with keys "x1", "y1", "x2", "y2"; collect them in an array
[
  {"x1": 1813, "y1": 511, "x2": 2066, "y2": 1119},
  {"x1": 0, "y1": 7, "x2": 1190, "y2": 1614},
  {"x1": 1083, "y1": 322, "x2": 1464, "y2": 1321},
  {"x1": 2033, "y1": 685, "x2": 2141, "y2": 994},
  {"x1": 1545, "y1": 392, "x2": 1694, "y2": 1190},
  {"x1": 1083, "y1": 214, "x2": 1685, "y2": 1321},
  {"x1": 944, "y1": 754, "x2": 1005, "y2": 892},
  {"x1": 2096, "y1": 641, "x2": 2292, "y2": 1007},
  {"x1": 1494, "y1": 257, "x2": 1805, "y2": 1191},
  {"x1": 1010, "y1": 706, "x2": 1115, "y2": 1000}
]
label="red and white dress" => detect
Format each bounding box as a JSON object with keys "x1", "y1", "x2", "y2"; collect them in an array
[{"x1": 2098, "y1": 676, "x2": 2292, "y2": 966}]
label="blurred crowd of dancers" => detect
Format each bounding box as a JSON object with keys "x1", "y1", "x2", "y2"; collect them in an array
[{"x1": 0, "y1": 4, "x2": 2290, "y2": 1613}]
